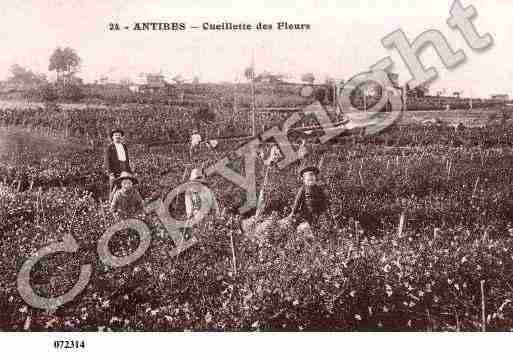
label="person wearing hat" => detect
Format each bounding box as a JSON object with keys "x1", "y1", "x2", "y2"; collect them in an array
[
  {"x1": 181, "y1": 168, "x2": 219, "y2": 240},
  {"x1": 110, "y1": 171, "x2": 144, "y2": 220},
  {"x1": 184, "y1": 168, "x2": 220, "y2": 219},
  {"x1": 104, "y1": 129, "x2": 132, "y2": 201},
  {"x1": 185, "y1": 168, "x2": 207, "y2": 219},
  {"x1": 285, "y1": 164, "x2": 333, "y2": 237},
  {"x1": 189, "y1": 129, "x2": 203, "y2": 158}
]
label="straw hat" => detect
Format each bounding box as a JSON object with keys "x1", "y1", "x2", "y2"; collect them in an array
[
  {"x1": 189, "y1": 168, "x2": 207, "y2": 183},
  {"x1": 112, "y1": 171, "x2": 138, "y2": 186}
]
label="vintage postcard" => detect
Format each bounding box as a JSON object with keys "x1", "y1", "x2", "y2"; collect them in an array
[{"x1": 0, "y1": 0, "x2": 512, "y2": 356}]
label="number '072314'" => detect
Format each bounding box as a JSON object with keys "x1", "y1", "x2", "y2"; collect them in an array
[{"x1": 53, "y1": 340, "x2": 85, "y2": 349}]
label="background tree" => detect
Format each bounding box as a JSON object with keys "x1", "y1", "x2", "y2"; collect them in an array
[
  {"x1": 301, "y1": 72, "x2": 315, "y2": 84},
  {"x1": 48, "y1": 47, "x2": 81, "y2": 83},
  {"x1": 8, "y1": 64, "x2": 46, "y2": 87}
]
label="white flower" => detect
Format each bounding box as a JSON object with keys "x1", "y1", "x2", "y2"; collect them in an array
[
  {"x1": 45, "y1": 318, "x2": 58, "y2": 329},
  {"x1": 23, "y1": 316, "x2": 31, "y2": 330},
  {"x1": 385, "y1": 284, "x2": 393, "y2": 297}
]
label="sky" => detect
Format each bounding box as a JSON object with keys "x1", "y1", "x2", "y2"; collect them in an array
[{"x1": 0, "y1": 0, "x2": 511, "y2": 97}]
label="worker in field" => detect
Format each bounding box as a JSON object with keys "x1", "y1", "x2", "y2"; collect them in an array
[
  {"x1": 285, "y1": 164, "x2": 334, "y2": 238},
  {"x1": 104, "y1": 128, "x2": 132, "y2": 202},
  {"x1": 256, "y1": 142, "x2": 282, "y2": 167},
  {"x1": 110, "y1": 171, "x2": 144, "y2": 220},
  {"x1": 189, "y1": 128, "x2": 202, "y2": 157},
  {"x1": 182, "y1": 168, "x2": 220, "y2": 240},
  {"x1": 298, "y1": 138, "x2": 308, "y2": 160}
]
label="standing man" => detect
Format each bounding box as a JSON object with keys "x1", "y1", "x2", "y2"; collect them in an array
[
  {"x1": 104, "y1": 129, "x2": 132, "y2": 201},
  {"x1": 190, "y1": 128, "x2": 202, "y2": 158}
]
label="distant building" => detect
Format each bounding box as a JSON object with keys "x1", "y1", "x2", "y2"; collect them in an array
[
  {"x1": 254, "y1": 72, "x2": 285, "y2": 84},
  {"x1": 140, "y1": 73, "x2": 167, "y2": 93},
  {"x1": 146, "y1": 74, "x2": 166, "y2": 87},
  {"x1": 87, "y1": 83, "x2": 131, "y2": 97},
  {"x1": 491, "y1": 94, "x2": 509, "y2": 101},
  {"x1": 129, "y1": 84, "x2": 140, "y2": 93}
]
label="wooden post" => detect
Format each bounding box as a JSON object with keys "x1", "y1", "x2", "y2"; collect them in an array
[
  {"x1": 251, "y1": 49, "x2": 256, "y2": 137},
  {"x1": 317, "y1": 153, "x2": 325, "y2": 172},
  {"x1": 480, "y1": 280, "x2": 486, "y2": 332},
  {"x1": 354, "y1": 220, "x2": 360, "y2": 246},
  {"x1": 182, "y1": 166, "x2": 189, "y2": 182},
  {"x1": 397, "y1": 211, "x2": 406, "y2": 238},
  {"x1": 472, "y1": 177, "x2": 480, "y2": 198},
  {"x1": 99, "y1": 201, "x2": 107, "y2": 227},
  {"x1": 358, "y1": 169, "x2": 364, "y2": 187},
  {"x1": 229, "y1": 230, "x2": 237, "y2": 276},
  {"x1": 255, "y1": 165, "x2": 270, "y2": 221},
  {"x1": 36, "y1": 187, "x2": 41, "y2": 226}
]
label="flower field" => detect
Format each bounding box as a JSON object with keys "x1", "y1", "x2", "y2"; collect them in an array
[{"x1": 2, "y1": 108, "x2": 513, "y2": 331}]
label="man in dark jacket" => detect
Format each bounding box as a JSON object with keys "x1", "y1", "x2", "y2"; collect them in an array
[{"x1": 104, "y1": 129, "x2": 132, "y2": 201}]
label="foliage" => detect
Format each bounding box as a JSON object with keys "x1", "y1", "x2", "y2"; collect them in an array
[
  {"x1": 301, "y1": 73, "x2": 315, "y2": 84},
  {"x1": 8, "y1": 64, "x2": 47, "y2": 87},
  {"x1": 48, "y1": 47, "x2": 81, "y2": 82},
  {"x1": 58, "y1": 82, "x2": 85, "y2": 101},
  {"x1": 38, "y1": 84, "x2": 59, "y2": 102},
  {"x1": 2, "y1": 121, "x2": 513, "y2": 330}
]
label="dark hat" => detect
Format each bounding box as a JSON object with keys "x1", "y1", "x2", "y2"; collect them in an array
[
  {"x1": 110, "y1": 128, "x2": 124, "y2": 139},
  {"x1": 112, "y1": 171, "x2": 138, "y2": 186},
  {"x1": 299, "y1": 165, "x2": 320, "y2": 177}
]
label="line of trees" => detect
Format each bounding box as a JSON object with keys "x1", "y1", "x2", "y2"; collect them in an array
[{"x1": 2, "y1": 46, "x2": 84, "y2": 102}]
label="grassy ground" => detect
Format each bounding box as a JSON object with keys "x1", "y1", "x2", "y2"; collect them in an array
[{"x1": 2, "y1": 127, "x2": 513, "y2": 330}]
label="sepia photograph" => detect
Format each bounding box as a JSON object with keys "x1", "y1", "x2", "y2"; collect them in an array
[{"x1": 1, "y1": 0, "x2": 513, "y2": 354}]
